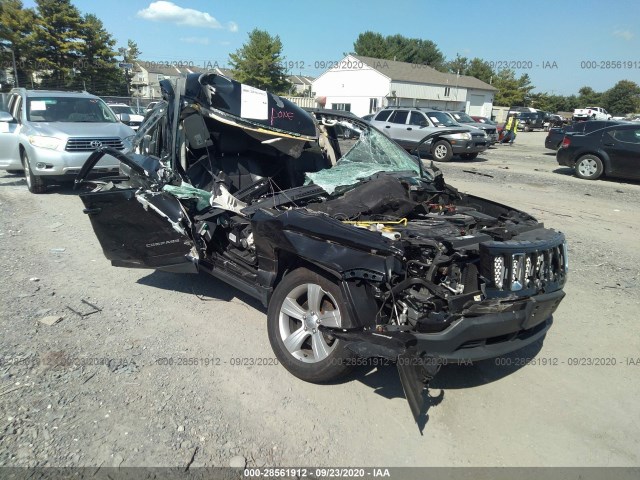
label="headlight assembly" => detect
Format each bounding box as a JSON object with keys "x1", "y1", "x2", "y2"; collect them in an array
[{"x1": 28, "y1": 135, "x2": 62, "y2": 150}]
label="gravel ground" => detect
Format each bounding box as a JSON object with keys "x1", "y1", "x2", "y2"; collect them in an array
[{"x1": 1, "y1": 131, "x2": 639, "y2": 468}]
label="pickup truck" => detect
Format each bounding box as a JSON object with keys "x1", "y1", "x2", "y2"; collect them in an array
[{"x1": 573, "y1": 107, "x2": 611, "y2": 122}]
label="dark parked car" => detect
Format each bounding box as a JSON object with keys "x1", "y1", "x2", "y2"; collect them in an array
[
  {"x1": 545, "y1": 120, "x2": 621, "y2": 151},
  {"x1": 76, "y1": 73, "x2": 568, "y2": 421},
  {"x1": 516, "y1": 112, "x2": 545, "y2": 131},
  {"x1": 556, "y1": 122, "x2": 640, "y2": 180},
  {"x1": 545, "y1": 114, "x2": 565, "y2": 130}
]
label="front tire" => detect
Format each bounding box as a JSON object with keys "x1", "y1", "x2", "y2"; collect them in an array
[
  {"x1": 267, "y1": 267, "x2": 355, "y2": 383},
  {"x1": 574, "y1": 154, "x2": 603, "y2": 180},
  {"x1": 21, "y1": 151, "x2": 47, "y2": 193},
  {"x1": 431, "y1": 140, "x2": 453, "y2": 162}
]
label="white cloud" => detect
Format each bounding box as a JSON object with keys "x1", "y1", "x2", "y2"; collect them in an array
[
  {"x1": 179, "y1": 36, "x2": 210, "y2": 45},
  {"x1": 137, "y1": 1, "x2": 237, "y2": 30},
  {"x1": 612, "y1": 29, "x2": 634, "y2": 41}
]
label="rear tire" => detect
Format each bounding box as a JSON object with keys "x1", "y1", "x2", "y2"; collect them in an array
[
  {"x1": 21, "y1": 151, "x2": 47, "y2": 193},
  {"x1": 267, "y1": 267, "x2": 355, "y2": 383},
  {"x1": 431, "y1": 140, "x2": 453, "y2": 162},
  {"x1": 460, "y1": 153, "x2": 479, "y2": 160},
  {"x1": 574, "y1": 154, "x2": 603, "y2": 180}
]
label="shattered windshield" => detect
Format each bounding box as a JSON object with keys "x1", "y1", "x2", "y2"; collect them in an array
[{"x1": 306, "y1": 123, "x2": 426, "y2": 194}]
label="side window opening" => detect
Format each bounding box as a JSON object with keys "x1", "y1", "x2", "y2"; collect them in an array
[
  {"x1": 374, "y1": 110, "x2": 392, "y2": 121},
  {"x1": 389, "y1": 110, "x2": 409, "y2": 124}
]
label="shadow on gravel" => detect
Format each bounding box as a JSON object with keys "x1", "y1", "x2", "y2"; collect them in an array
[
  {"x1": 431, "y1": 335, "x2": 545, "y2": 390},
  {"x1": 0, "y1": 171, "x2": 26, "y2": 186},
  {"x1": 553, "y1": 167, "x2": 640, "y2": 186},
  {"x1": 553, "y1": 167, "x2": 574, "y2": 177},
  {"x1": 137, "y1": 270, "x2": 266, "y2": 312},
  {"x1": 344, "y1": 332, "x2": 545, "y2": 432}
]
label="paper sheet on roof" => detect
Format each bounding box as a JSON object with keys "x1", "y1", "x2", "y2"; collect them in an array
[{"x1": 240, "y1": 84, "x2": 268, "y2": 120}]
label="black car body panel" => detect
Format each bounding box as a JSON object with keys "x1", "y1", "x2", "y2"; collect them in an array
[
  {"x1": 76, "y1": 73, "x2": 568, "y2": 423},
  {"x1": 545, "y1": 120, "x2": 623, "y2": 151},
  {"x1": 556, "y1": 122, "x2": 640, "y2": 180}
]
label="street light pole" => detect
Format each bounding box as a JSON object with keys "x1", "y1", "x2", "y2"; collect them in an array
[{"x1": 2, "y1": 46, "x2": 19, "y2": 88}]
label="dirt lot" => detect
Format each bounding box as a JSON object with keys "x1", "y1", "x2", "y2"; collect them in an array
[{"x1": 1, "y1": 131, "x2": 639, "y2": 468}]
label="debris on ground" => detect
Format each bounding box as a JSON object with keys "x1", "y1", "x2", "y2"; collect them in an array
[{"x1": 38, "y1": 315, "x2": 63, "y2": 326}]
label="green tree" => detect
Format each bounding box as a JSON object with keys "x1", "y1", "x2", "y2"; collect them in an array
[
  {"x1": 577, "y1": 86, "x2": 602, "y2": 106},
  {"x1": 465, "y1": 58, "x2": 495, "y2": 85},
  {"x1": 352, "y1": 32, "x2": 445, "y2": 70},
  {"x1": 445, "y1": 53, "x2": 469, "y2": 75},
  {"x1": 74, "y1": 14, "x2": 124, "y2": 95},
  {"x1": 0, "y1": 0, "x2": 36, "y2": 90},
  {"x1": 601, "y1": 80, "x2": 640, "y2": 114},
  {"x1": 493, "y1": 69, "x2": 523, "y2": 106},
  {"x1": 352, "y1": 31, "x2": 388, "y2": 59},
  {"x1": 29, "y1": 0, "x2": 85, "y2": 89},
  {"x1": 445, "y1": 55, "x2": 495, "y2": 85},
  {"x1": 229, "y1": 29, "x2": 290, "y2": 93},
  {"x1": 118, "y1": 39, "x2": 141, "y2": 96}
]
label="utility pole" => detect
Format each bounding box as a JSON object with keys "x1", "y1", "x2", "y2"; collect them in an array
[{"x1": 2, "y1": 46, "x2": 19, "y2": 88}]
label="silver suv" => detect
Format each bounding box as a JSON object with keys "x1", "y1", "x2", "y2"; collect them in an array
[
  {"x1": 369, "y1": 107, "x2": 489, "y2": 161},
  {"x1": 0, "y1": 89, "x2": 135, "y2": 193}
]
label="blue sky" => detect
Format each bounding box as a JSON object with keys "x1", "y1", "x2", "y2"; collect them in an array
[{"x1": 24, "y1": 0, "x2": 640, "y2": 95}]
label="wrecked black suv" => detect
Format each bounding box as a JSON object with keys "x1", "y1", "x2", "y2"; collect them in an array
[{"x1": 76, "y1": 74, "x2": 567, "y2": 421}]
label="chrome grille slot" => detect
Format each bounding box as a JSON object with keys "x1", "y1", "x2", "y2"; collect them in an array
[
  {"x1": 480, "y1": 234, "x2": 568, "y2": 296},
  {"x1": 65, "y1": 137, "x2": 124, "y2": 152}
]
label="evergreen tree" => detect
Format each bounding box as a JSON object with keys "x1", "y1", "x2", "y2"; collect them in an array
[
  {"x1": 29, "y1": 0, "x2": 85, "y2": 89},
  {"x1": 493, "y1": 69, "x2": 532, "y2": 106},
  {"x1": 229, "y1": 29, "x2": 290, "y2": 93},
  {"x1": 352, "y1": 32, "x2": 445, "y2": 70},
  {"x1": 352, "y1": 31, "x2": 388, "y2": 59},
  {"x1": 76, "y1": 14, "x2": 124, "y2": 95},
  {"x1": 0, "y1": 0, "x2": 36, "y2": 90}
]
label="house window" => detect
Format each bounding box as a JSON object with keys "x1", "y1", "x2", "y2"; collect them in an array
[
  {"x1": 444, "y1": 87, "x2": 451, "y2": 97},
  {"x1": 331, "y1": 103, "x2": 351, "y2": 112},
  {"x1": 369, "y1": 98, "x2": 378, "y2": 113}
]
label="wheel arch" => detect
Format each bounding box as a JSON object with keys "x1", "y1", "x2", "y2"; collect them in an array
[{"x1": 271, "y1": 248, "x2": 380, "y2": 330}]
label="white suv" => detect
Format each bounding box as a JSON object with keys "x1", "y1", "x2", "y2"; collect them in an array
[
  {"x1": 0, "y1": 89, "x2": 135, "y2": 193},
  {"x1": 107, "y1": 103, "x2": 145, "y2": 130}
]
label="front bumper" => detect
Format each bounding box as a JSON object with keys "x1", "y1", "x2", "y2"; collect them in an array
[
  {"x1": 450, "y1": 138, "x2": 488, "y2": 154},
  {"x1": 413, "y1": 289, "x2": 564, "y2": 361},
  {"x1": 25, "y1": 146, "x2": 120, "y2": 177}
]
